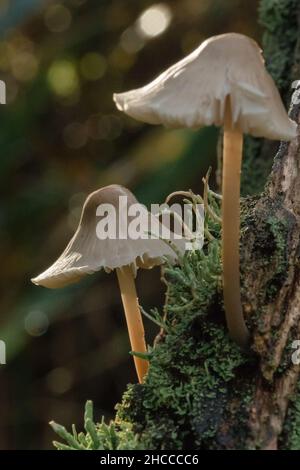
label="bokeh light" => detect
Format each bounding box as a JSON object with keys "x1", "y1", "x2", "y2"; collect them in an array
[
  {"x1": 10, "y1": 51, "x2": 39, "y2": 82},
  {"x1": 80, "y1": 52, "x2": 107, "y2": 81},
  {"x1": 47, "y1": 59, "x2": 79, "y2": 97},
  {"x1": 63, "y1": 121, "x2": 88, "y2": 149},
  {"x1": 136, "y1": 3, "x2": 172, "y2": 39},
  {"x1": 24, "y1": 310, "x2": 49, "y2": 337},
  {"x1": 0, "y1": 0, "x2": 9, "y2": 17},
  {"x1": 108, "y1": 46, "x2": 135, "y2": 70},
  {"x1": 0, "y1": 41, "x2": 9, "y2": 71},
  {"x1": 0, "y1": 0, "x2": 261, "y2": 450},
  {"x1": 86, "y1": 114, "x2": 123, "y2": 141},
  {"x1": 44, "y1": 3, "x2": 72, "y2": 33},
  {"x1": 120, "y1": 27, "x2": 145, "y2": 54}
]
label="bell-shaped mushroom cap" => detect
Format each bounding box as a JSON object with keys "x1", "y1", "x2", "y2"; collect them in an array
[
  {"x1": 32, "y1": 185, "x2": 186, "y2": 289},
  {"x1": 114, "y1": 33, "x2": 296, "y2": 141}
]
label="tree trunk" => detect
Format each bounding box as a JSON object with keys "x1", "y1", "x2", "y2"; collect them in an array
[{"x1": 114, "y1": 0, "x2": 300, "y2": 450}]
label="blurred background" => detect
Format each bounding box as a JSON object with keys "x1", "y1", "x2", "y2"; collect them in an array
[{"x1": 0, "y1": 0, "x2": 260, "y2": 449}]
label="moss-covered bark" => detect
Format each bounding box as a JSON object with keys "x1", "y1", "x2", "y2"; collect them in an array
[
  {"x1": 52, "y1": 0, "x2": 300, "y2": 450},
  {"x1": 114, "y1": 0, "x2": 300, "y2": 450},
  {"x1": 242, "y1": 0, "x2": 300, "y2": 197}
]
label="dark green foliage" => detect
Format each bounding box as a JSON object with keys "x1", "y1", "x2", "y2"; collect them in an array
[
  {"x1": 242, "y1": 0, "x2": 300, "y2": 197},
  {"x1": 241, "y1": 136, "x2": 273, "y2": 196},
  {"x1": 259, "y1": 0, "x2": 300, "y2": 96},
  {"x1": 51, "y1": 0, "x2": 300, "y2": 450},
  {"x1": 116, "y1": 319, "x2": 251, "y2": 449},
  {"x1": 280, "y1": 382, "x2": 300, "y2": 450},
  {"x1": 50, "y1": 401, "x2": 141, "y2": 450},
  {"x1": 52, "y1": 189, "x2": 252, "y2": 449}
]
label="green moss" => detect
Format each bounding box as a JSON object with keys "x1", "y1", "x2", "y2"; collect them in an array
[
  {"x1": 51, "y1": 0, "x2": 300, "y2": 449},
  {"x1": 241, "y1": 0, "x2": 300, "y2": 197},
  {"x1": 241, "y1": 137, "x2": 273, "y2": 197},
  {"x1": 51, "y1": 184, "x2": 290, "y2": 449},
  {"x1": 259, "y1": 0, "x2": 300, "y2": 97},
  {"x1": 114, "y1": 196, "x2": 256, "y2": 449},
  {"x1": 242, "y1": 196, "x2": 290, "y2": 306},
  {"x1": 116, "y1": 301, "x2": 252, "y2": 449},
  {"x1": 52, "y1": 188, "x2": 255, "y2": 450},
  {"x1": 50, "y1": 401, "x2": 143, "y2": 450},
  {"x1": 264, "y1": 216, "x2": 289, "y2": 301},
  {"x1": 280, "y1": 383, "x2": 300, "y2": 450},
  {"x1": 276, "y1": 330, "x2": 297, "y2": 376}
]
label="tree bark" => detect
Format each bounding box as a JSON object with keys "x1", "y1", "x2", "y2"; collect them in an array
[
  {"x1": 240, "y1": 85, "x2": 300, "y2": 450},
  {"x1": 115, "y1": 1, "x2": 300, "y2": 450}
]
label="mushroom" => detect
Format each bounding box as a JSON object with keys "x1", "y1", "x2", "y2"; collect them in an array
[
  {"x1": 113, "y1": 33, "x2": 297, "y2": 349},
  {"x1": 31, "y1": 184, "x2": 184, "y2": 382}
]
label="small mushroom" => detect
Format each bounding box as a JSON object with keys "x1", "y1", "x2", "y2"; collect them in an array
[
  {"x1": 113, "y1": 33, "x2": 297, "y2": 349},
  {"x1": 32, "y1": 184, "x2": 184, "y2": 382}
]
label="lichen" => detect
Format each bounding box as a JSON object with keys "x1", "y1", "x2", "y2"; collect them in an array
[
  {"x1": 51, "y1": 0, "x2": 300, "y2": 450},
  {"x1": 259, "y1": 0, "x2": 300, "y2": 97},
  {"x1": 241, "y1": 197, "x2": 290, "y2": 311},
  {"x1": 50, "y1": 401, "x2": 143, "y2": 450},
  {"x1": 51, "y1": 187, "x2": 254, "y2": 450},
  {"x1": 113, "y1": 192, "x2": 255, "y2": 450},
  {"x1": 280, "y1": 382, "x2": 300, "y2": 450},
  {"x1": 241, "y1": 0, "x2": 300, "y2": 198},
  {"x1": 241, "y1": 137, "x2": 272, "y2": 197},
  {"x1": 51, "y1": 175, "x2": 292, "y2": 450}
]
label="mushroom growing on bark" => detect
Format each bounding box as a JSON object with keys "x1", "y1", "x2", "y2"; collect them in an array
[
  {"x1": 32, "y1": 184, "x2": 184, "y2": 383},
  {"x1": 113, "y1": 32, "x2": 297, "y2": 348}
]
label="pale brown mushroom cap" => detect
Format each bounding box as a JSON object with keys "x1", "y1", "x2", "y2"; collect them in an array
[
  {"x1": 31, "y1": 185, "x2": 186, "y2": 289},
  {"x1": 114, "y1": 33, "x2": 296, "y2": 141}
]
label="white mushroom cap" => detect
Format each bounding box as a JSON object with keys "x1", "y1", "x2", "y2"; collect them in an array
[
  {"x1": 32, "y1": 185, "x2": 186, "y2": 289},
  {"x1": 114, "y1": 33, "x2": 296, "y2": 141}
]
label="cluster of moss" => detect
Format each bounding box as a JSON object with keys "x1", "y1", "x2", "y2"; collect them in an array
[
  {"x1": 259, "y1": 0, "x2": 300, "y2": 96},
  {"x1": 242, "y1": 200, "x2": 290, "y2": 305},
  {"x1": 280, "y1": 382, "x2": 300, "y2": 450},
  {"x1": 53, "y1": 190, "x2": 256, "y2": 449},
  {"x1": 241, "y1": 136, "x2": 272, "y2": 196},
  {"x1": 51, "y1": 0, "x2": 300, "y2": 450},
  {"x1": 241, "y1": 0, "x2": 300, "y2": 197},
  {"x1": 113, "y1": 189, "x2": 255, "y2": 449},
  {"x1": 51, "y1": 401, "x2": 142, "y2": 450}
]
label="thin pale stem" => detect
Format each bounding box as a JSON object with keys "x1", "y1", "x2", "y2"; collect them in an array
[
  {"x1": 116, "y1": 266, "x2": 149, "y2": 383},
  {"x1": 222, "y1": 105, "x2": 249, "y2": 348}
]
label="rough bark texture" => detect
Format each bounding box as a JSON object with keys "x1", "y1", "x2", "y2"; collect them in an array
[
  {"x1": 238, "y1": 87, "x2": 300, "y2": 450},
  {"x1": 52, "y1": 0, "x2": 300, "y2": 451},
  {"x1": 115, "y1": 0, "x2": 300, "y2": 450}
]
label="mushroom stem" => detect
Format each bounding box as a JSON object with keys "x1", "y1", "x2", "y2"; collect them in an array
[
  {"x1": 222, "y1": 103, "x2": 249, "y2": 348},
  {"x1": 116, "y1": 266, "x2": 149, "y2": 383}
]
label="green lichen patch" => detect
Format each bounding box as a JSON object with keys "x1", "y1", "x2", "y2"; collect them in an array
[
  {"x1": 241, "y1": 0, "x2": 300, "y2": 199},
  {"x1": 50, "y1": 400, "x2": 143, "y2": 450},
  {"x1": 241, "y1": 196, "x2": 290, "y2": 310},
  {"x1": 259, "y1": 0, "x2": 300, "y2": 97},
  {"x1": 241, "y1": 137, "x2": 273, "y2": 197},
  {"x1": 115, "y1": 195, "x2": 255, "y2": 449},
  {"x1": 116, "y1": 308, "x2": 253, "y2": 449},
  {"x1": 280, "y1": 382, "x2": 300, "y2": 450}
]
